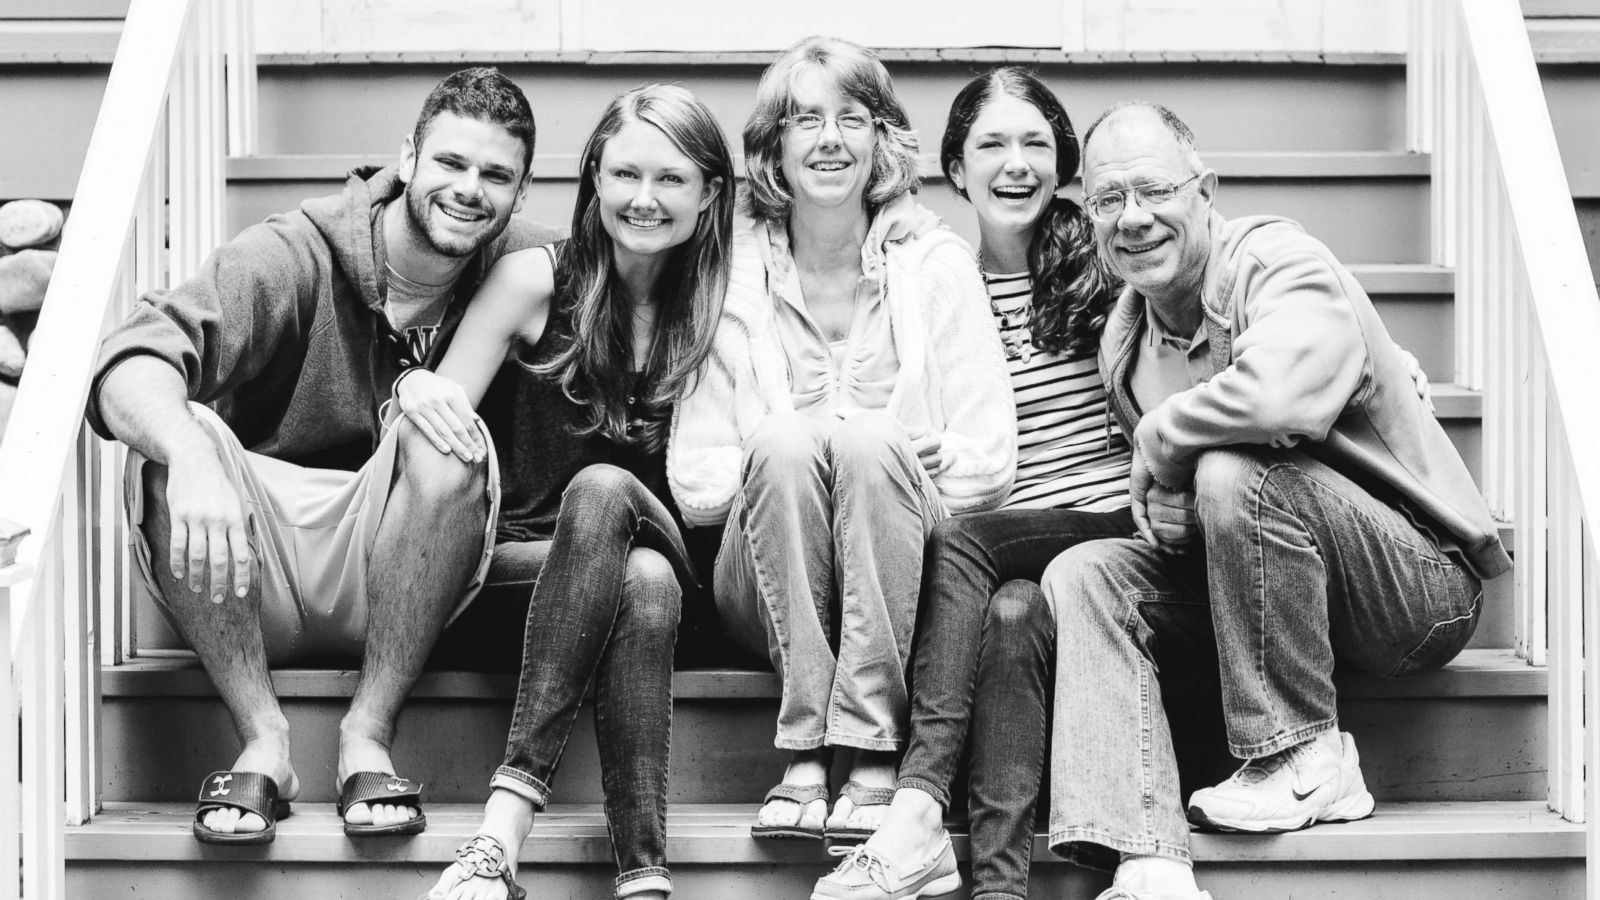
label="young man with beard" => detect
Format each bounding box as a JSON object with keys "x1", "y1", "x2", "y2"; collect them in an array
[{"x1": 86, "y1": 67, "x2": 557, "y2": 845}]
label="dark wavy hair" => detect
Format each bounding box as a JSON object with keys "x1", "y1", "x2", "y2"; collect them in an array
[
  {"x1": 524, "y1": 84, "x2": 734, "y2": 452},
  {"x1": 940, "y1": 67, "x2": 1119, "y2": 359},
  {"x1": 413, "y1": 67, "x2": 536, "y2": 176}
]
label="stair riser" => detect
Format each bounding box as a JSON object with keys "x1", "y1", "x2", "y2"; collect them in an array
[
  {"x1": 1372, "y1": 293, "x2": 1453, "y2": 380},
  {"x1": 253, "y1": 62, "x2": 1410, "y2": 157},
  {"x1": 99, "y1": 693, "x2": 1545, "y2": 805},
  {"x1": 65, "y1": 857, "x2": 1583, "y2": 900},
  {"x1": 0, "y1": 64, "x2": 107, "y2": 199},
  {"x1": 227, "y1": 176, "x2": 1431, "y2": 264}
]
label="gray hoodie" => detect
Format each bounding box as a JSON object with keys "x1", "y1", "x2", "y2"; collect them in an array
[{"x1": 87, "y1": 165, "x2": 559, "y2": 471}]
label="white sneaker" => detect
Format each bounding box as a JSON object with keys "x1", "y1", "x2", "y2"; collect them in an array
[
  {"x1": 1095, "y1": 889, "x2": 1214, "y2": 900},
  {"x1": 1187, "y1": 730, "x2": 1376, "y2": 834}
]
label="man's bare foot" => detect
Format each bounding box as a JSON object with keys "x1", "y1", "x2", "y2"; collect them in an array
[
  {"x1": 755, "y1": 750, "x2": 829, "y2": 833},
  {"x1": 337, "y1": 724, "x2": 419, "y2": 828},
  {"x1": 425, "y1": 789, "x2": 534, "y2": 900},
  {"x1": 859, "y1": 787, "x2": 947, "y2": 871},
  {"x1": 197, "y1": 734, "x2": 299, "y2": 836},
  {"x1": 827, "y1": 751, "x2": 896, "y2": 834}
]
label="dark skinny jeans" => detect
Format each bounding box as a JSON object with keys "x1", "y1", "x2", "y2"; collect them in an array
[
  {"x1": 898, "y1": 506, "x2": 1133, "y2": 900},
  {"x1": 488, "y1": 464, "x2": 693, "y2": 899}
]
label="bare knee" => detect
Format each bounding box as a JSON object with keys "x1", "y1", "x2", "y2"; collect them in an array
[{"x1": 393, "y1": 416, "x2": 485, "y2": 503}]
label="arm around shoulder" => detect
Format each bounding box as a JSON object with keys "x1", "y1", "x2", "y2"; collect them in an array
[{"x1": 433, "y1": 245, "x2": 557, "y2": 404}]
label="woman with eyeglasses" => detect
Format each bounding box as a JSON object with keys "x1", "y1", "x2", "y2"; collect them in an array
[
  {"x1": 793, "y1": 64, "x2": 1132, "y2": 900},
  {"x1": 819, "y1": 70, "x2": 1436, "y2": 900},
  {"x1": 668, "y1": 36, "x2": 1015, "y2": 852},
  {"x1": 411, "y1": 83, "x2": 732, "y2": 900}
]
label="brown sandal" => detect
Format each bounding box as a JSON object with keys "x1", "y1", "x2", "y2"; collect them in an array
[
  {"x1": 751, "y1": 781, "x2": 830, "y2": 840},
  {"x1": 823, "y1": 780, "x2": 897, "y2": 846}
]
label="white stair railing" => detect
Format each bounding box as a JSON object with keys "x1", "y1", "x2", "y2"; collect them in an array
[
  {"x1": 1409, "y1": 0, "x2": 1600, "y2": 878},
  {"x1": 0, "y1": 1, "x2": 233, "y2": 896}
]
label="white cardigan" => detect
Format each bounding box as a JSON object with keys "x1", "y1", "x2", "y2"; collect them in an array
[{"x1": 668, "y1": 200, "x2": 1018, "y2": 527}]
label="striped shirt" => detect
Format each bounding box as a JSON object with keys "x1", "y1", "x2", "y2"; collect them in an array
[{"x1": 986, "y1": 270, "x2": 1132, "y2": 512}]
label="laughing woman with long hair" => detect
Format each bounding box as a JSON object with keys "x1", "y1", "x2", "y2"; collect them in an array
[{"x1": 811, "y1": 67, "x2": 1133, "y2": 900}]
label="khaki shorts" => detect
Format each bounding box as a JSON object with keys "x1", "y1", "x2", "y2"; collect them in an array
[{"x1": 126, "y1": 403, "x2": 500, "y2": 664}]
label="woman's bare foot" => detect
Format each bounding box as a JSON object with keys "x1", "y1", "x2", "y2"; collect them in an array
[
  {"x1": 826, "y1": 750, "x2": 896, "y2": 835},
  {"x1": 197, "y1": 733, "x2": 299, "y2": 837},
  {"x1": 756, "y1": 750, "x2": 829, "y2": 832},
  {"x1": 424, "y1": 789, "x2": 535, "y2": 900}
]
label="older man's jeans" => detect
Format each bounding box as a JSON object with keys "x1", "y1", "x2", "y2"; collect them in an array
[
  {"x1": 714, "y1": 411, "x2": 945, "y2": 751},
  {"x1": 488, "y1": 465, "x2": 692, "y2": 899},
  {"x1": 897, "y1": 507, "x2": 1133, "y2": 900},
  {"x1": 1043, "y1": 447, "x2": 1483, "y2": 870}
]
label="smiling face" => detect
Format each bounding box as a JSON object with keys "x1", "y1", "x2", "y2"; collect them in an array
[
  {"x1": 1082, "y1": 107, "x2": 1214, "y2": 310},
  {"x1": 400, "y1": 111, "x2": 530, "y2": 258},
  {"x1": 594, "y1": 118, "x2": 718, "y2": 270},
  {"x1": 950, "y1": 92, "x2": 1060, "y2": 255},
  {"x1": 779, "y1": 68, "x2": 877, "y2": 214},
  {"x1": 592, "y1": 119, "x2": 716, "y2": 272}
]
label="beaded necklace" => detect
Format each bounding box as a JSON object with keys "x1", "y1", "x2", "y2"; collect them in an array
[{"x1": 980, "y1": 250, "x2": 1035, "y2": 364}]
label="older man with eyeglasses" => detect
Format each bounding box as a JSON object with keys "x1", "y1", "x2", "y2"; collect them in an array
[{"x1": 1036, "y1": 101, "x2": 1511, "y2": 900}]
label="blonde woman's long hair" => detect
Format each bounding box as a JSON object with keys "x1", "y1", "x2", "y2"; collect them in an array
[{"x1": 524, "y1": 83, "x2": 734, "y2": 452}]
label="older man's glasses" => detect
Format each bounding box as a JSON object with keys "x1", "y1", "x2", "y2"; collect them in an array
[
  {"x1": 1085, "y1": 173, "x2": 1202, "y2": 221},
  {"x1": 781, "y1": 112, "x2": 879, "y2": 134}
]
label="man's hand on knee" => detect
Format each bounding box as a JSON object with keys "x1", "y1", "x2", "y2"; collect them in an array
[
  {"x1": 1132, "y1": 442, "x2": 1197, "y2": 554},
  {"x1": 165, "y1": 443, "x2": 252, "y2": 603}
]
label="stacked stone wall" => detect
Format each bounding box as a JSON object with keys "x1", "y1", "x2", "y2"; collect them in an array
[{"x1": 0, "y1": 198, "x2": 64, "y2": 439}]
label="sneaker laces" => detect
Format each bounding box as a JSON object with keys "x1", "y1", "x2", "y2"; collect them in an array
[
  {"x1": 1227, "y1": 737, "x2": 1328, "y2": 787},
  {"x1": 827, "y1": 843, "x2": 895, "y2": 889}
]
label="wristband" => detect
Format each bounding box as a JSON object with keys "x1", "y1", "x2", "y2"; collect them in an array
[{"x1": 391, "y1": 365, "x2": 428, "y2": 404}]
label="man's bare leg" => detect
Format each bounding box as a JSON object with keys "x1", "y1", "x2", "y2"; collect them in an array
[
  {"x1": 143, "y1": 462, "x2": 298, "y2": 836},
  {"x1": 340, "y1": 419, "x2": 488, "y2": 826}
]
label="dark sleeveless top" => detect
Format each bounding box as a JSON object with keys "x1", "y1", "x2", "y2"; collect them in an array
[{"x1": 479, "y1": 247, "x2": 676, "y2": 545}]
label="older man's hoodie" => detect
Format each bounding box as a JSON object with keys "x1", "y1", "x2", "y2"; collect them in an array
[
  {"x1": 1099, "y1": 212, "x2": 1511, "y2": 581},
  {"x1": 87, "y1": 166, "x2": 557, "y2": 471}
]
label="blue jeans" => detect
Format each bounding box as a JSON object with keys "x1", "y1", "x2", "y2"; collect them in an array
[
  {"x1": 1042, "y1": 447, "x2": 1483, "y2": 870},
  {"x1": 898, "y1": 507, "x2": 1133, "y2": 900},
  {"x1": 714, "y1": 410, "x2": 945, "y2": 751},
  {"x1": 488, "y1": 465, "x2": 692, "y2": 899}
]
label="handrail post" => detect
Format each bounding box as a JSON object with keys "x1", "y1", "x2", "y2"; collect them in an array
[
  {"x1": 0, "y1": 520, "x2": 29, "y2": 900},
  {"x1": 224, "y1": 0, "x2": 257, "y2": 156}
]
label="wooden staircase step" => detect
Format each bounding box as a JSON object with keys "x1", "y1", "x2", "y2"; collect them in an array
[
  {"x1": 0, "y1": 17, "x2": 121, "y2": 64},
  {"x1": 101, "y1": 647, "x2": 1540, "y2": 701},
  {"x1": 68, "y1": 800, "x2": 1581, "y2": 863},
  {"x1": 226, "y1": 155, "x2": 1433, "y2": 264},
  {"x1": 97, "y1": 649, "x2": 1547, "y2": 807},
  {"x1": 226, "y1": 150, "x2": 1433, "y2": 182},
  {"x1": 67, "y1": 802, "x2": 1583, "y2": 899}
]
